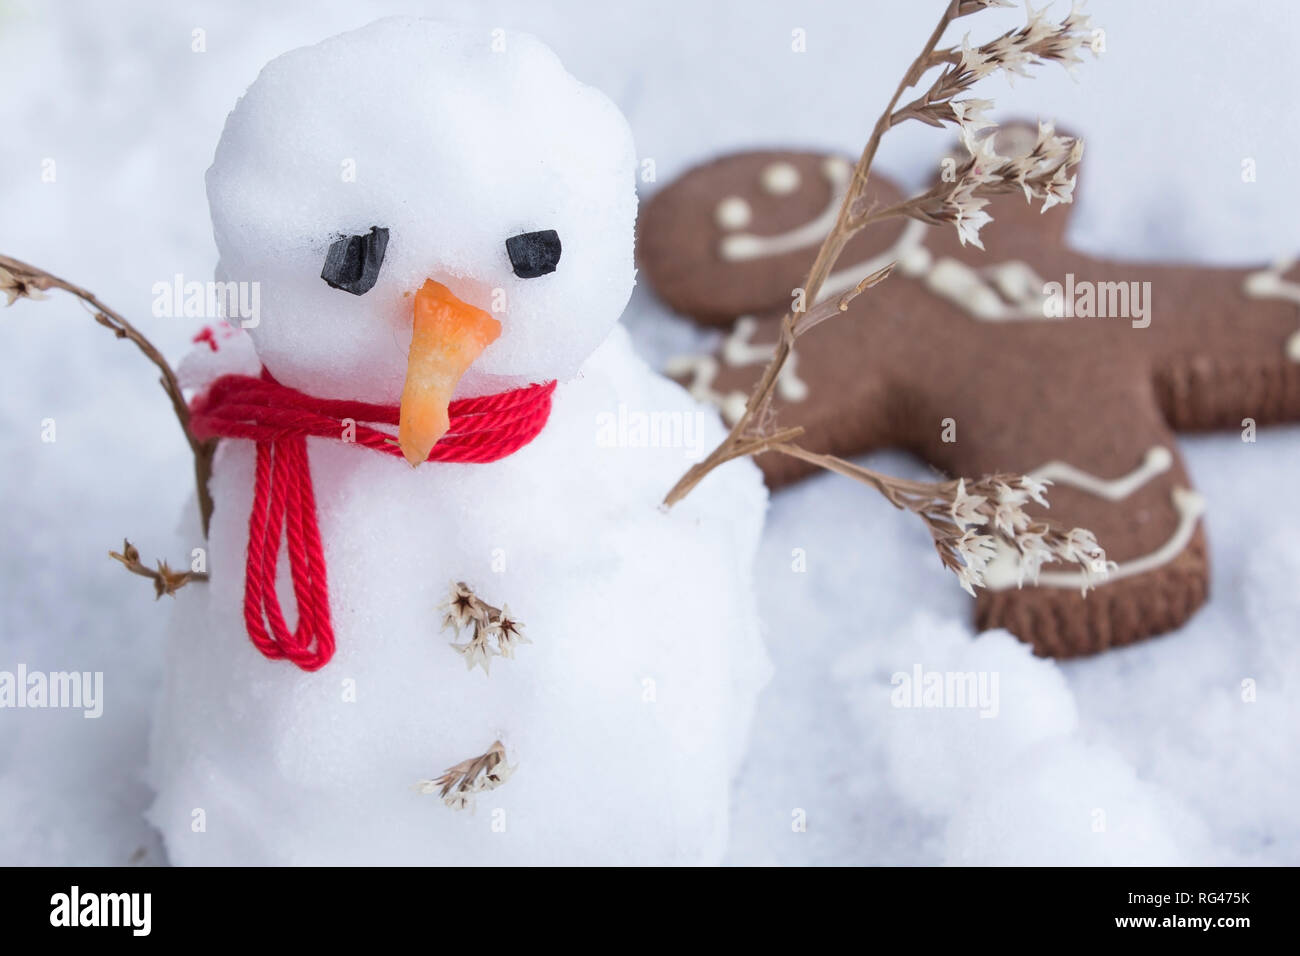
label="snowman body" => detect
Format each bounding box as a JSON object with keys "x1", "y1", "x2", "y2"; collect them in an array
[{"x1": 148, "y1": 19, "x2": 769, "y2": 865}]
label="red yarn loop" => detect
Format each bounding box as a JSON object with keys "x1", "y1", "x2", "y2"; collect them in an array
[{"x1": 190, "y1": 371, "x2": 556, "y2": 671}]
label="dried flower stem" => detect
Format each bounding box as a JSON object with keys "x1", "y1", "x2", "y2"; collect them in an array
[
  {"x1": 108, "y1": 539, "x2": 208, "y2": 599},
  {"x1": 663, "y1": 1, "x2": 963, "y2": 508},
  {"x1": 0, "y1": 254, "x2": 217, "y2": 536},
  {"x1": 769, "y1": 442, "x2": 937, "y2": 505},
  {"x1": 772, "y1": 442, "x2": 1111, "y2": 595},
  {"x1": 662, "y1": 0, "x2": 1104, "y2": 595}
]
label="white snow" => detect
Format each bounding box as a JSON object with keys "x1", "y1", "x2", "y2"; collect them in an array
[{"x1": 2, "y1": 0, "x2": 1298, "y2": 866}]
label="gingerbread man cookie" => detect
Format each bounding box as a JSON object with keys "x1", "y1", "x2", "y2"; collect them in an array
[{"x1": 637, "y1": 126, "x2": 1300, "y2": 657}]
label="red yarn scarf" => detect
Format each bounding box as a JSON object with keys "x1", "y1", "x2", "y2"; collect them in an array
[{"x1": 189, "y1": 371, "x2": 556, "y2": 671}]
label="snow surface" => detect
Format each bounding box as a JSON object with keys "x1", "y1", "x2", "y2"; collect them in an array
[{"x1": 2, "y1": 0, "x2": 1299, "y2": 865}]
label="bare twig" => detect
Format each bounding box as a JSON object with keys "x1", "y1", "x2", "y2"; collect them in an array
[
  {"x1": 108, "y1": 539, "x2": 208, "y2": 599},
  {"x1": 0, "y1": 254, "x2": 218, "y2": 536},
  {"x1": 791, "y1": 263, "x2": 895, "y2": 336},
  {"x1": 665, "y1": 0, "x2": 1097, "y2": 509}
]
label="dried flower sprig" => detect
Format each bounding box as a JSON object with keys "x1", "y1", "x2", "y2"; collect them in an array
[
  {"x1": 663, "y1": 0, "x2": 1104, "y2": 599},
  {"x1": 771, "y1": 445, "x2": 1111, "y2": 595},
  {"x1": 417, "y1": 739, "x2": 514, "y2": 811},
  {"x1": 439, "y1": 581, "x2": 530, "y2": 674},
  {"x1": 0, "y1": 254, "x2": 218, "y2": 536},
  {"x1": 0, "y1": 263, "x2": 49, "y2": 306},
  {"x1": 108, "y1": 538, "x2": 208, "y2": 598},
  {"x1": 880, "y1": 120, "x2": 1084, "y2": 249},
  {"x1": 915, "y1": 0, "x2": 1095, "y2": 93}
]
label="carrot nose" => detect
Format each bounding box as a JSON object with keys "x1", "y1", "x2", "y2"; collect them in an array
[{"x1": 398, "y1": 279, "x2": 502, "y2": 467}]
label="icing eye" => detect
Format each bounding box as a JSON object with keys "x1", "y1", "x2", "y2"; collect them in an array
[
  {"x1": 715, "y1": 196, "x2": 752, "y2": 230},
  {"x1": 321, "y1": 226, "x2": 388, "y2": 295},
  {"x1": 505, "y1": 229, "x2": 562, "y2": 278},
  {"x1": 761, "y1": 161, "x2": 801, "y2": 195}
]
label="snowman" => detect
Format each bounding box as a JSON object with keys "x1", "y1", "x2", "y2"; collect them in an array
[{"x1": 147, "y1": 18, "x2": 770, "y2": 865}]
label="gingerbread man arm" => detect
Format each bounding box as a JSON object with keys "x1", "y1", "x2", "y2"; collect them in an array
[
  {"x1": 664, "y1": 277, "x2": 922, "y2": 488},
  {"x1": 1142, "y1": 261, "x2": 1300, "y2": 430},
  {"x1": 975, "y1": 177, "x2": 1300, "y2": 432},
  {"x1": 944, "y1": 128, "x2": 1300, "y2": 430}
]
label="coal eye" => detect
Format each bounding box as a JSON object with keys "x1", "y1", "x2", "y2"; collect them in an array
[
  {"x1": 321, "y1": 226, "x2": 388, "y2": 295},
  {"x1": 506, "y1": 229, "x2": 562, "y2": 278}
]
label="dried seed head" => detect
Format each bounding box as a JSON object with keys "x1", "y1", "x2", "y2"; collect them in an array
[
  {"x1": 439, "y1": 580, "x2": 488, "y2": 631},
  {"x1": 0, "y1": 265, "x2": 50, "y2": 307},
  {"x1": 950, "y1": 478, "x2": 990, "y2": 530},
  {"x1": 487, "y1": 606, "x2": 531, "y2": 659},
  {"x1": 908, "y1": 473, "x2": 1108, "y2": 596},
  {"x1": 439, "y1": 582, "x2": 530, "y2": 670},
  {"x1": 418, "y1": 740, "x2": 514, "y2": 812},
  {"x1": 450, "y1": 627, "x2": 497, "y2": 674}
]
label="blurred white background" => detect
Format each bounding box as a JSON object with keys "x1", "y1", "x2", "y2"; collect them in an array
[{"x1": 2, "y1": 0, "x2": 1298, "y2": 865}]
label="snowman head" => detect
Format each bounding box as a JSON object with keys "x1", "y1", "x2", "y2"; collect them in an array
[{"x1": 207, "y1": 18, "x2": 637, "y2": 464}]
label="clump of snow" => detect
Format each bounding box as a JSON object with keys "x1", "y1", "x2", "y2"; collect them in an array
[
  {"x1": 722, "y1": 432, "x2": 1300, "y2": 866},
  {"x1": 836, "y1": 614, "x2": 1077, "y2": 819},
  {"x1": 943, "y1": 741, "x2": 1213, "y2": 866},
  {"x1": 837, "y1": 613, "x2": 1213, "y2": 865},
  {"x1": 147, "y1": 19, "x2": 769, "y2": 866}
]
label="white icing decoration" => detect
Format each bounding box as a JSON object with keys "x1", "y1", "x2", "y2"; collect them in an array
[
  {"x1": 984, "y1": 261, "x2": 1049, "y2": 309},
  {"x1": 760, "y1": 161, "x2": 801, "y2": 195},
  {"x1": 667, "y1": 316, "x2": 807, "y2": 424},
  {"x1": 1243, "y1": 257, "x2": 1300, "y2": 363},
  {"x1": 927, "y1": 260, "x2": 1012, "y2": 319},
  {"x1": 1243, "y1": 258, "x2": 1300, "y2": 303},
  {"x1": 981, "y1": 446, "x2": 1200, "y2": 591},
  {"x1": 1029, "y1": 446, "x2": 1173, "y2": 502},
  {"x1": 720, "y1": 157, "x2": 851, "y2": 261},
  {"x1": 817, "y1": 218, "x2": 1051, "y2": 320},
  {"x1": 983, "y1": 487, "x2": 1205, "y2": 591},
  {"x1": 680, "y1": 220, "x2": 1058, "y2": 419},
  {"x1": 719, "y1": 153, "x2": 1053, "y2": 320},
  {"x1": 927, "y1": 258, "x2": 1053, "y2": 320},
  {"x1": 715, "y1": 196, "x2": 752, "y2": 230},
  {"x1": 663, "y1": 353, "x2": 748, "y2": 424}
]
